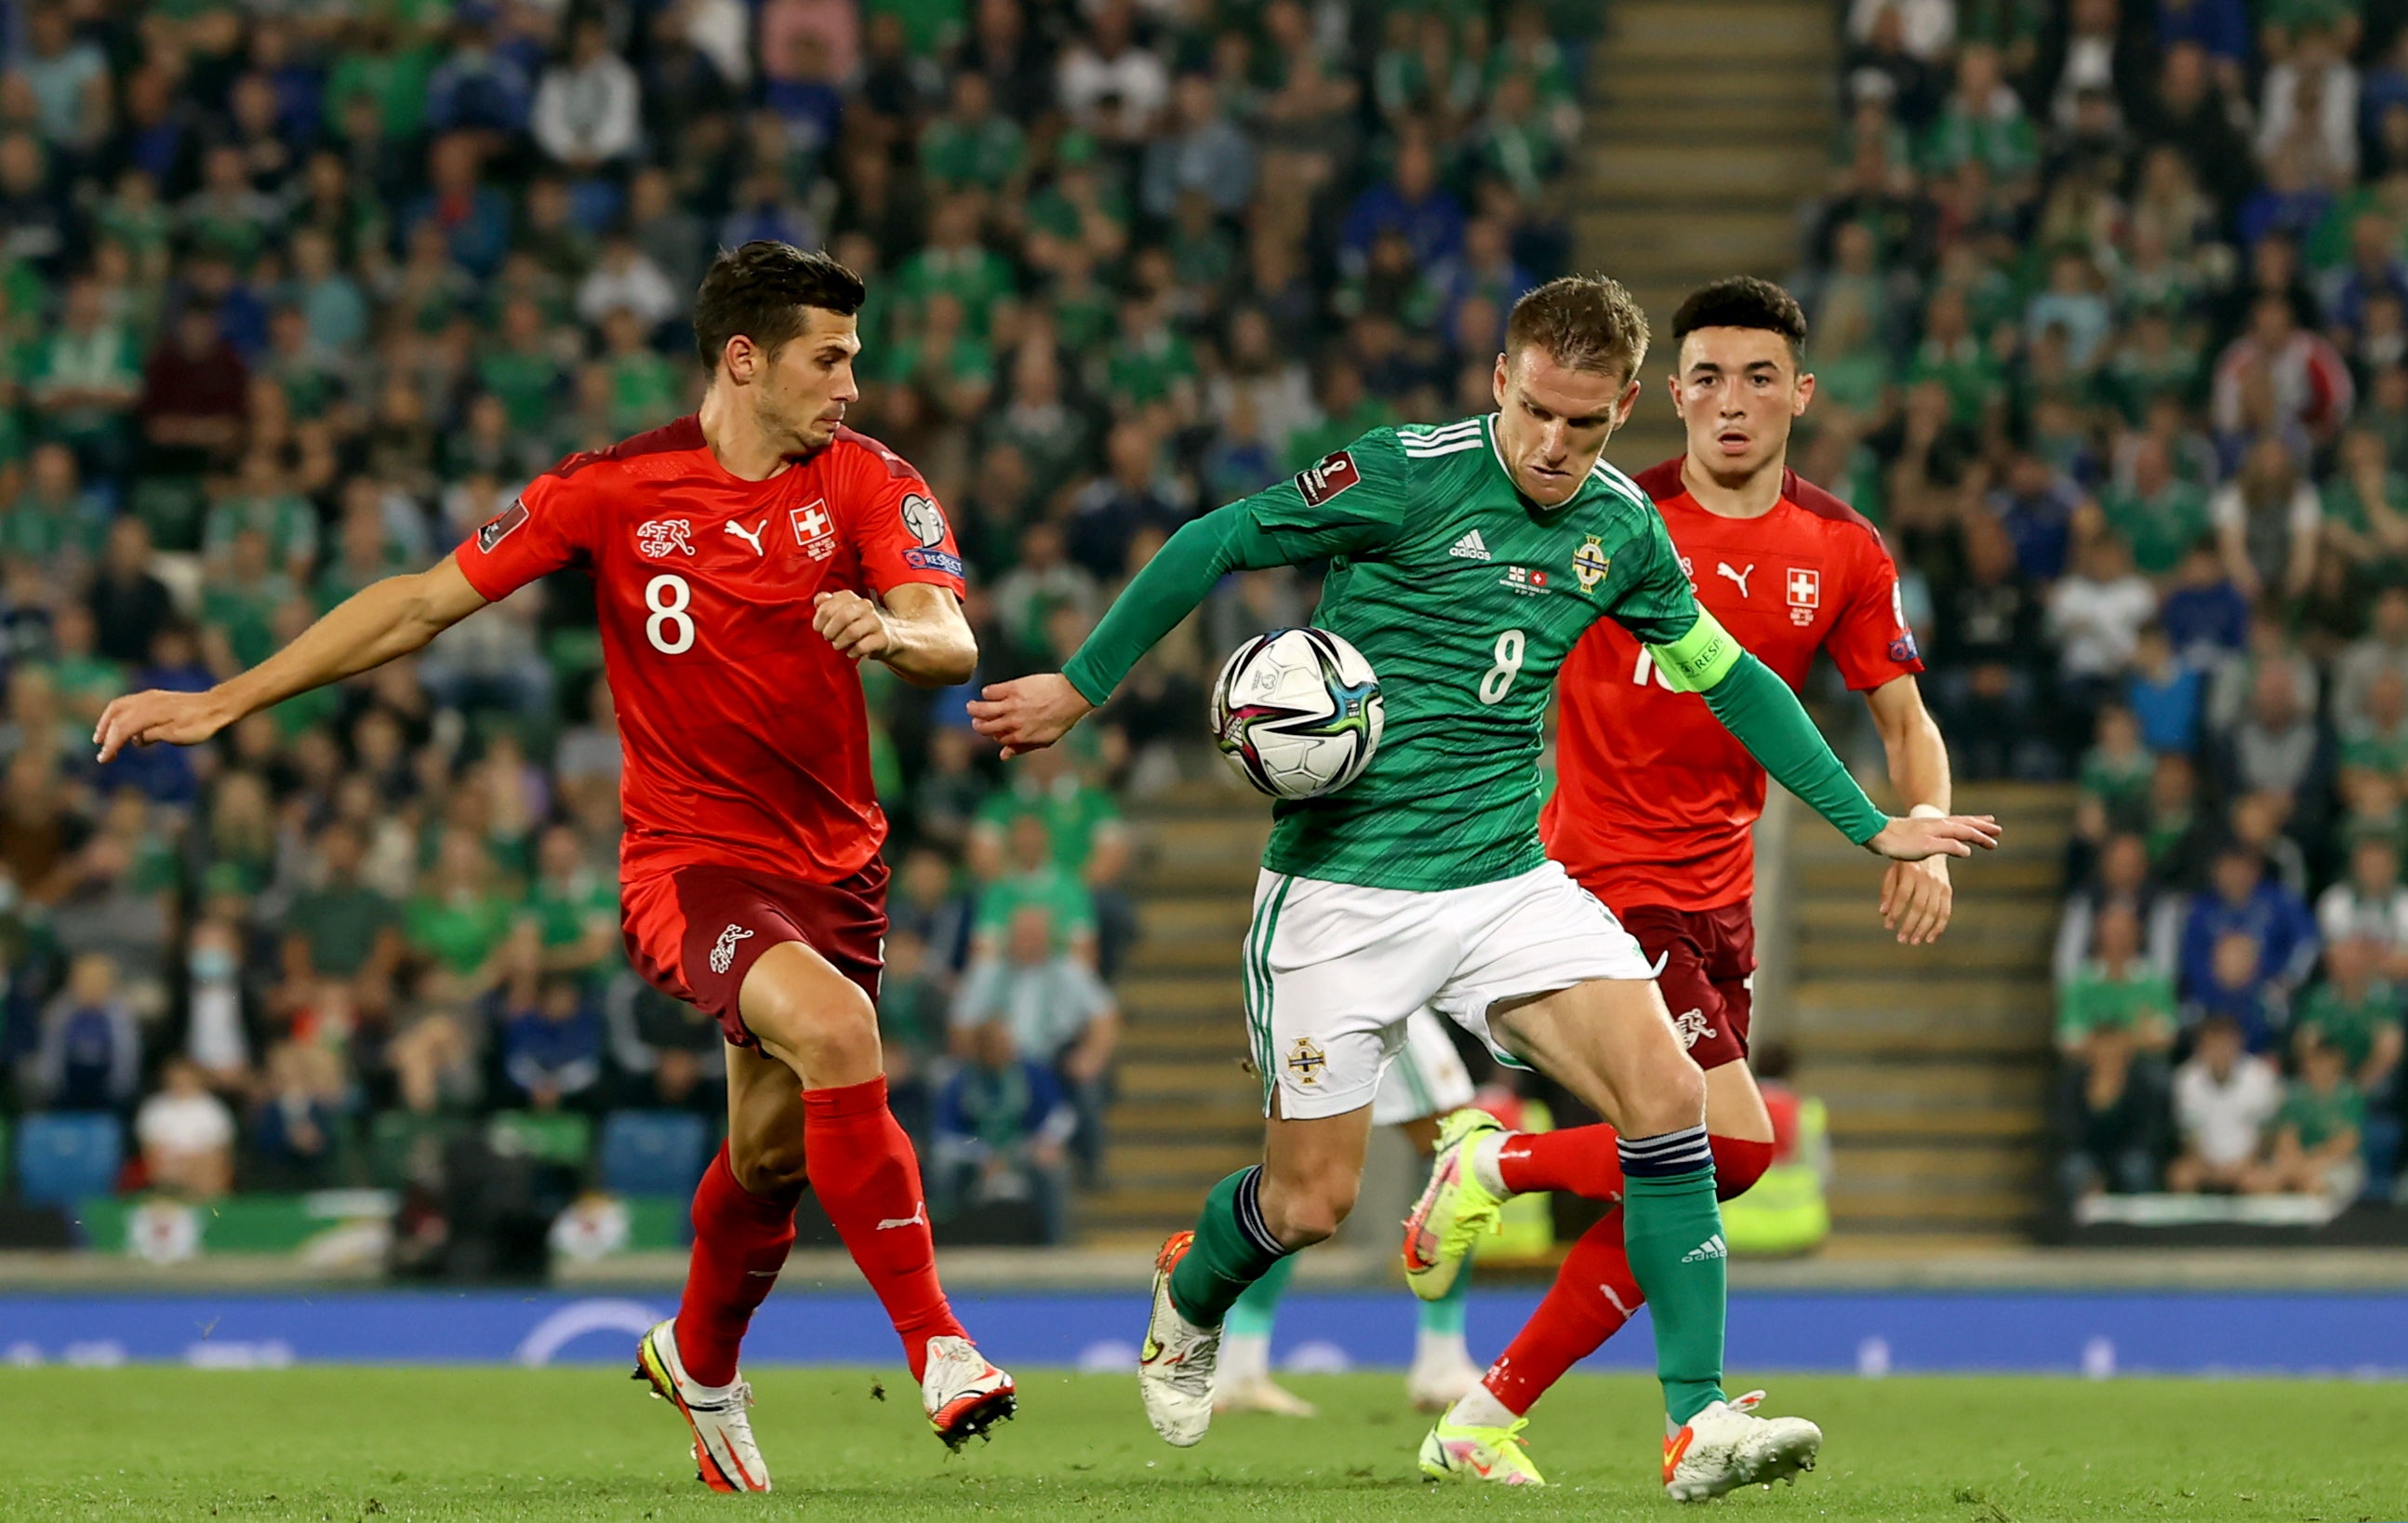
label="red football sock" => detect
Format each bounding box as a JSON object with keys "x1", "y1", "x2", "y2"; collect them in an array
[
  {"x1": 1480, "y1": 1134, "x2": 1780, "y2": 1416},
  {"x1": 803, "y1": 1075, "x2": 964, "y2": 1382},
  {"x1": 1496, "y1": 1123, "x2": 1626, "y2": 1200},
  {"x1": 1710, "y1": 1135, "x2": 1776, "y2": 1201},
  {"x1": 675, "y1": 1142, "x2": 803, "y2": 1388},
  {"x1": 1483, "y1": 1209, "x2": 1643, "y2": 1415}
]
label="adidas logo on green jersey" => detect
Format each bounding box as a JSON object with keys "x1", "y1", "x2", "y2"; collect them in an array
[{"x1": 1448, "y1": 530, "x2": 1491, "y2": 561}]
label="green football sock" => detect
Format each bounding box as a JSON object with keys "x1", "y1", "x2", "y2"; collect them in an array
[
  {"x1": 1619, "y1": 1135, "x2": 1727, "y2": 1425},
  {"x1": 1417, "y1": 1253, "x2": 1470, "y2": 1338},
  {"x1": 1166, "y1": 1166, "x2": 1291, "y2": 1327},
  {"x1": 1224, "y1": 1247, "x2": 1297, "y2": 1339}
]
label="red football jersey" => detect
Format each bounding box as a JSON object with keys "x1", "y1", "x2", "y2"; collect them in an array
[
  {"x1": 1542, "y1": 460, "x2": 1922, "y2": 911},
  {"x1": 453, "y1": 417, "x2": 967, "y2": 887}
]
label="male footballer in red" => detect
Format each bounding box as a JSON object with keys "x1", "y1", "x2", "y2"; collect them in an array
[
  {"x1": 94, "y1": 243, "x2": 1015, "y2": 1490},
  {"x1": 1404, "y1": 277, "x2": 1956, "y2": 1481}
]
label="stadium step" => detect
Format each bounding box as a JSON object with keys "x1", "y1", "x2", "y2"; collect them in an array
[
  {"x1": 1137, "y1": 895, "x2": 1254, "y2": 944},
  {"x1": 1098, "y1": 785, "x2": 1284, "y2": 1241},
  {"x1": 1773, "y1": 781, "x2": 2074, "y2": 1241},
  {"x1": 1608, "y1": 0, "x2": 1835, "y2": 59}
]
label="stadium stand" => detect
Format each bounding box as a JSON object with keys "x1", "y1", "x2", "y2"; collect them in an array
[
  {"x1": 1796, "y1": 0, "x2": 2408, "y2": 1232},
  {"x1": 0, "y1": 0, "x2": 1599, "y2": 1256}
]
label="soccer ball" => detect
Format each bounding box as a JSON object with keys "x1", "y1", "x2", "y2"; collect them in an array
[{"x1": 1209, "y1": 627, "x2": 1384, "y2": 799}]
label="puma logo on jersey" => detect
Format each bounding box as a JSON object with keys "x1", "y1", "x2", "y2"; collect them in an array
[
  {"x1": 638, "y1": 518, "x2": 696, "y2": 558},
  {"x1": 708, "y1": 924, "x2": 754, "y2": 975},
  {"x1": 1449, "y1": 529, "x2": 1491, "y2": 561},
  {"x1": 1715, "y1": 561, "x2": 1755, "y2": 598},
  {"x1": 1671, "y1": 1007, "x2": 1719, "y2": 1049},
  {"x1": 877, "y1": 1200, "x2": 927, "y2": 1231},
  {"x1": 724, "y1": 518, "x2": 767, "y2": 556}
]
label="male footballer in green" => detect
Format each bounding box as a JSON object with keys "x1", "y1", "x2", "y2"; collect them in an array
[{"x1": 969, "y1": 277, "x2": 1999, "y2": 1498}]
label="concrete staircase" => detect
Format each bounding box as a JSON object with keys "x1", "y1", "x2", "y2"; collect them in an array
[
  {"x1": 1577, "y1": 0, "x2": 1838, "y2": 468},
  {"x1": 1079, "y1": 782, "x2": 1271, "y2": 1248},
  {"x1": 1779, "y1": 782, "x2": 2073, "y2": 1247}
]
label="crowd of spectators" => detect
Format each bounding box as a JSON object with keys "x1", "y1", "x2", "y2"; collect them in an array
[
  {"x1": 0, "y1": 0, "x2": 1594, "y2": 1246},
  {"x1": 1809, "y1": 0, "x2": 2408, "y2": 1206}
]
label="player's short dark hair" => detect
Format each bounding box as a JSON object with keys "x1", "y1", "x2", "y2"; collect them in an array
[
  {"x1": 691, "y1": 241, "x2": 866, "y2": 370},
  {"x1": 1504, "y1": 275, "x2": 1650, "y2": 381},
  {"x1": 1670, "y1": 276, "x2": 1809, "y2": 362}
]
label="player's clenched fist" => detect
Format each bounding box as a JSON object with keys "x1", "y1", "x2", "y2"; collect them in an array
[
  {"x1": 94, "y1": 689, "x2": 231, "y2": 764},
  {"x1": 967, "y1": 674, "x2": 1094, "y2": 759},
  {"x1": 812, "y1": 590, "x2": 892, "y2": 661}
]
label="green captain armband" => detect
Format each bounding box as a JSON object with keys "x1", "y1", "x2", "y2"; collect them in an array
[{"x1": 1644, "y1": 608, "x2": 1742, "y2": 694}]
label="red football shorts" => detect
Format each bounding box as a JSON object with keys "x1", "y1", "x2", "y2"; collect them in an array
[
  {"x1": 1611, "y1": 901, "x2": 1754, "y2": 1071},
  {"x1": 620, "y1": 860, "x2": 888, "y2": 1048}
]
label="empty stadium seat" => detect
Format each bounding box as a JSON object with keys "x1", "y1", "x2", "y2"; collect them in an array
[
  {"x1": 598, "y1": 1111, "x2": 710, "y2": 1198},
  {"x1": 16, "y1": 1113, "x2": 123, "y2": 1206},
  {"x1": 488, "y1": 1111, "x2": 595, "y2": 1169},
  {"x1": 368, "y1": 1112, "x2": 467, "y2": 1190}
]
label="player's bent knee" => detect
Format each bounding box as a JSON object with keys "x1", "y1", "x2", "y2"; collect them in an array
[
  {"x1": 740, "y1": 947, "x2": 882, "y2": 1088},
  {"x1": 1624, "y1": 1049, "x2": 1709, "y2": 1139},
  {"x1": 727, "y1": 1134, "x2": 811, "y2": 1200},
  {"x1": 1259, "y1": 1172, "x2": 1357, "y2": 1249}
]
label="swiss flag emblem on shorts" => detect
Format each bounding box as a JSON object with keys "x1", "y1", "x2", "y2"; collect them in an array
[{"x1": 1296, "y1": 451, "x2": 1362, "y2": 506}]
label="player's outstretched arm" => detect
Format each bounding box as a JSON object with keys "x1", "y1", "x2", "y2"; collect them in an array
[
  {"x1": 812, "y1": 581, "x2": 977, "y2": 688},
  {"x1": 969, "y1": 501, "x2": 1301, "y2": 757},
  {"x1": 1645, "y1": 615, "x2": 2000, "y2": 863},
  {"x1": 95, "y1": 557, "x2": 488, "y2": 762},
  {"x1": 1865, "y1": 674, "x2": 1957, "y2": 945}
]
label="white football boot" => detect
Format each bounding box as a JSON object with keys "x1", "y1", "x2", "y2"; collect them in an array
[
  {"x1": 1663, "y1": 1389, "x2": 1822, "y2": 1501},
  {"x1": 921, "y1": 1333, "x2": 1018, "y2": 1449},
  {"x1": 632, "y1": 1318, "x2": 771, "y2": 1492},
  {"x1": 1137, "y1": 1230, "x2": 1221, "y2": 1446}
]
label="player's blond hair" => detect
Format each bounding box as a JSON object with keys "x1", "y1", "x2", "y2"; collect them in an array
[{"x1": 1505, "y1": 275, "x2": 1650, "y2": 382}]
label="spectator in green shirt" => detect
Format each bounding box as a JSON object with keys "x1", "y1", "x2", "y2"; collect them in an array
[
  {"x1": 971, "y1": 743, "x2": 1134, "y2": 973},
  {"x1": 199, "y1": 528, "x2": 294, "y2": 672},
  {"x1": 277, "y1": 822, "x2": 405, "y2": 1018},
  {"x1": 404, "y1": 829, "x2": 524, "y2": 1008},
  {"x1": 2292, "y1": 937, "x2": 2403, "y2": 1106},
  {"x1": 28, "y1": 277, "x2": 141, "y2": 471},
  {"x1": 205, "y1": 450, "x2": 321, "y2": 579},
  {"x1": 2058, "y1": 903, "x2": 2178, "y2": 1052},
  {"x1": 599, "y1": 310, "x2": 683, "y2": 434},
  {"x1": 919, "y1": 70, "x2": 1025, "y2": 197},
  {"x1": 973, "y1": 812, "x2": 1097, "y2": 967},
  {"x1": 2102, "y1": 435, "x2": 2212, "y2": 578},
  {"x1": 2074, "y1": 704, "x2": 2154, "y2": 848},
  {"x1": 44, "y1": 601, "x2": 122, "y2": 737},
  {"x1": 2255, "y1": 1038, "x2": 2368, "y2": 1200},
  {"x1": 477, "y1": 298, "x2": 566, "y2": 433},
  {"x1": 2322, "y1": 426, "x2": 2408, "y2": 585},
  {"x1": 2055, "y1": 903, "x2": 2174, "y2": 1197},
  {"x1": 893, "y1": 200, "x2": 1017, "y2": 339},
  {"x1": 4, "y1": 441, "x2": 110, "y2": 571},
  {"x1": 526, "y1": 822, "x2": 618, "y2": 991}
]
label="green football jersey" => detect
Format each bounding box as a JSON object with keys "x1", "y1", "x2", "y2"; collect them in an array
[{"x1": 1243, "y1": 416, "x2": 1700, "y2": 891}]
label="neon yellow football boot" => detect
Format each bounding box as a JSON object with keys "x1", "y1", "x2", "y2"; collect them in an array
[
  {"x1": 1418, "y1": 1410, "x2": 1546, "y2": 1486},
  {"x1": 1401, "y1": 1108, "x2": 1507, "y2": 1302}
]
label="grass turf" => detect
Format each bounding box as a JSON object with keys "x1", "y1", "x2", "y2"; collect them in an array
[{"x1": 5, "y1": 1368, "x2": 2404, "y2": 1521}]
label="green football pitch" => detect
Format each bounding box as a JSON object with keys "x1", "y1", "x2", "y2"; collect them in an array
[{"x1": 6, "y1": 1368, "x2": 2404, "y2": 1521}]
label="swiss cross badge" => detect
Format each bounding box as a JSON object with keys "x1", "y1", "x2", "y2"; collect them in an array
[
  {"x1": 1787, "y1": 566, "x2": 1820, "y2": 627},
  {"x1": 792, "y1": 500, "x2": 837, "y2": 561}
]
